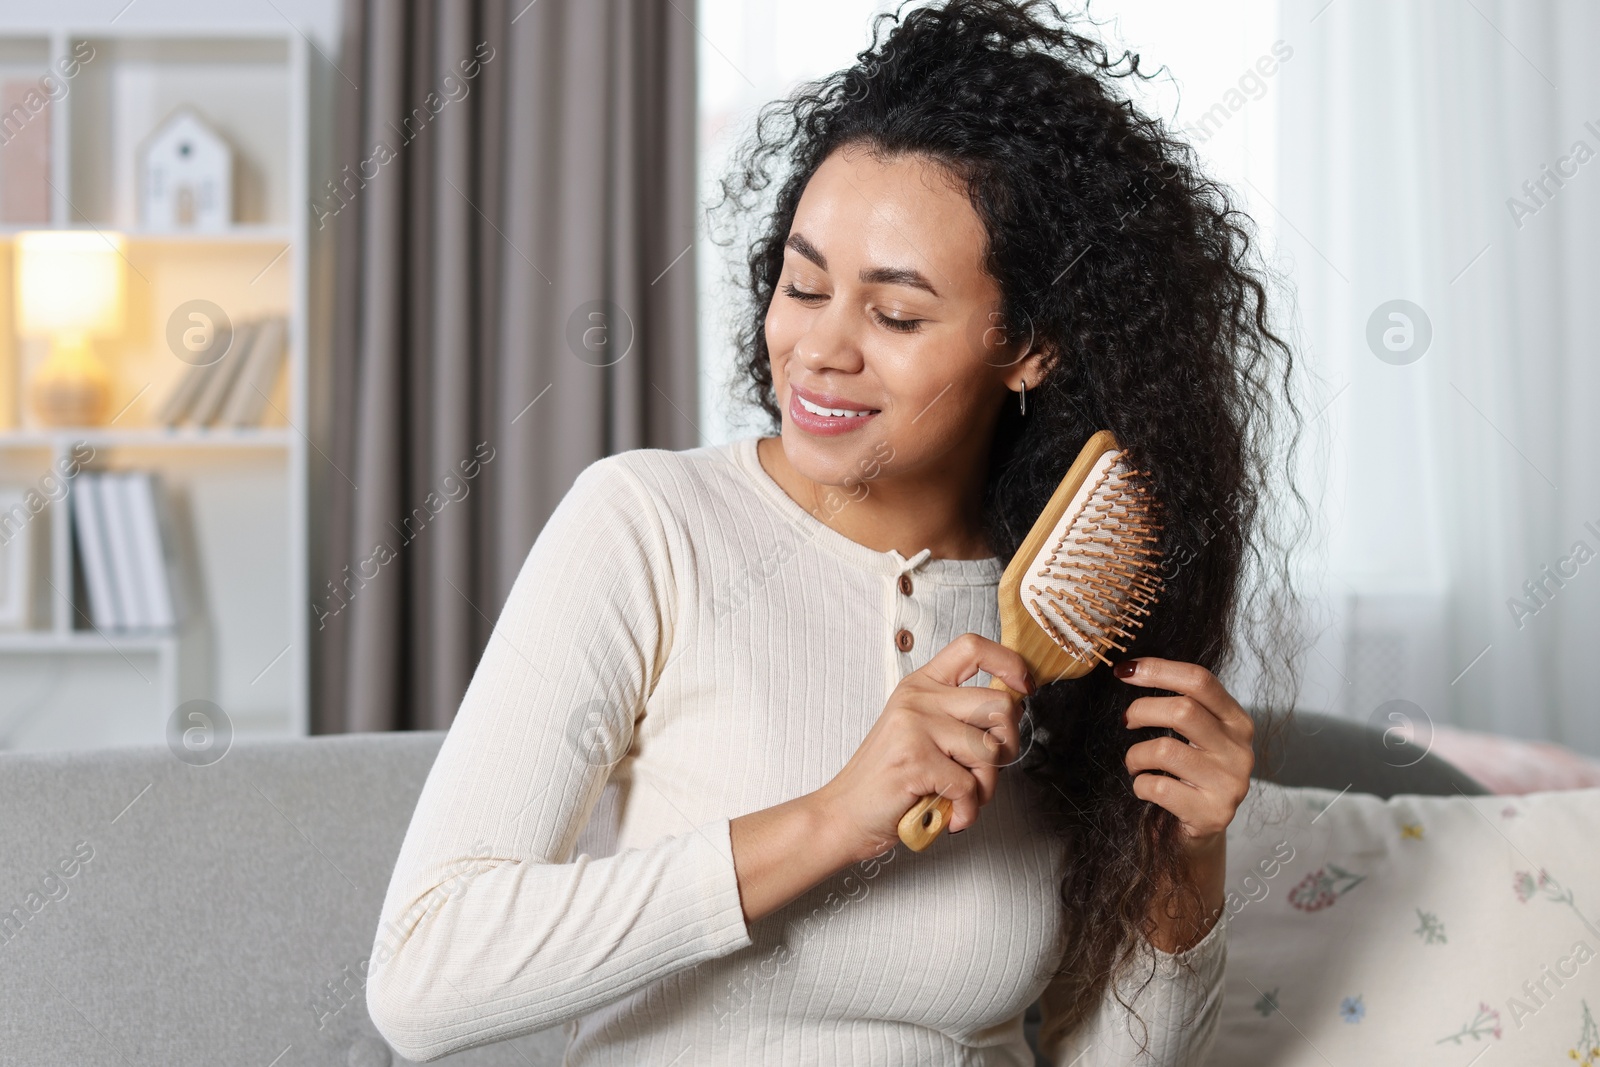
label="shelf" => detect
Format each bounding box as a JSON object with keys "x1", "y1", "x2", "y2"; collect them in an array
[
  {"x1": 68, "y1": 32, "x2": 294, "y2": 230},
  {"x1": 0, "y1": 23, "x2": 317, "y2": 752},
  {"x1": 0, "y1": 630, "x2": 174, "y2": 653},
  {"x1": 0, "y1": 427, "x2": 292, "y2": 450},
  {"x1": 0, "y1": 226, "x2": 293, "y2": 245}
]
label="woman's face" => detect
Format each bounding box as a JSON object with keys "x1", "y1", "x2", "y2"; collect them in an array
[{"x1": 765, "y1": 143, "x2": 1048, "y2": 493}]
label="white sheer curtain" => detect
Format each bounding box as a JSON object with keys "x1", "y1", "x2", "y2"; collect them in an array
[{"x1": 1276, "y1": 0, "x2": 1600, "y2": 755}]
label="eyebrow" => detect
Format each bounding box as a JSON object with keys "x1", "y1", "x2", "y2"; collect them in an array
[{"x1": 785, "y1": 232, "x2": 941, "y2": 298}]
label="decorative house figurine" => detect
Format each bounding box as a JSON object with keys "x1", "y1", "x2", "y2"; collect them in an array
[{"x1": 138, "y1": 107, "x2": 233, "y2": 231}]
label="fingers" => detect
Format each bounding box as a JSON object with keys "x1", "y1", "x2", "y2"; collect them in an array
[
  {"x1": 1129, "y1": 767, "x2": 1234, "y2": 838},
  {"x1": 1124, "y1": 695, "x2": 1254, "y2": 790},
  {"x1": 953, "y1": 763, "x2": 998, "y2": 829},
  {"x1": 1123, "y1": 695, "x2": 1228, "y2": 752},
  {"x1": 1127, "y1": 771, "x2": 1224, "y2": 835},
  {"x1": 1125, "y1": 734, "x2": 1218, "y2": 789},
  {"x1": 1117, "y1": 657, "x2": 1256, "y2": 840},
  {"x1": 890, "y1": 633, "x2": 1035, "y2": 841},
  {"x1": 915, "y1": 683, "x2": 1026, "y2": 771},
  {"x1": 912, "y1": 752, "x2": 984, "y2": 833},
  {"x1": 894, "y1": 698, "x2": 1018, "y2": 806},
  {"x1": 887, "y1": 683, "x2": 1019, "y2": 831},
  {"x1": 1124, "y1": 736, "x2": 1234, "y2": 837},
  {"x1": 923, "y1": 632, "x2": 1036, "y2": 698},
  {"x1": 1115, "y1": 657, "x2": 1255, "y2": 746}
]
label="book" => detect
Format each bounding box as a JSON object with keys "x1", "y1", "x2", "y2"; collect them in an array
[
  {"x1": 156, "y1": 316, "x2": 252, "y2": 426},
  {"x1": 0, "y1": 79, "x2": 51, "y2": 223},
  {"x1": 71, "y1": 474, "x2": 123, "y2": 630},
  {"x1": 98, "y1": 473, "x2": 148, "y2": 629},
  {"x1": 0, "y1": 485, "x2": 34, "y2": 629},
  {"x1": 219, "y1": 315, "x2": 288, "y2": 426},
  {"x1": 155, "y1": 357, "x2": 216, "y2": 426},
  {"x1": 187, "y1": 318, "x2": 259, "y2": 426},
  {"x1": 119, "y1": 472, "x2": 177, "y2": 631}
]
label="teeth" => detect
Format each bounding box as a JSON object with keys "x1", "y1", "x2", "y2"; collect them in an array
[{"x1": 798, "y1": 395, "x2": 875, "y2": 418}]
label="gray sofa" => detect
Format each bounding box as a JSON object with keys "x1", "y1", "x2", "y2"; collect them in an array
[{"x1": 0, "y1": 712, "x2": 1485, "y2": 1066}]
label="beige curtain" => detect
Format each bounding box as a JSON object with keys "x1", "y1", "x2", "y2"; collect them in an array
[{"x1": 314, "y1": 0, "x2": 701, "y2": 734}]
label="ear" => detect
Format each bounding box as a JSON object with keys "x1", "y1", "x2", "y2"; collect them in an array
[{"x1": 1006, "y1": 342, "x2": 1058, "y2": 391}]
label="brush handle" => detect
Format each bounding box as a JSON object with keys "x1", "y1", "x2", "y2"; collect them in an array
[{"x1": 896, "y1": 675, "x2": 1026, "y2": 851}]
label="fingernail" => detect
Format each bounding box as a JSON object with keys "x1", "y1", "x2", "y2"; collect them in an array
[{"x1": 1114, "y1": 660, "x2": 1138, "y2": 679}]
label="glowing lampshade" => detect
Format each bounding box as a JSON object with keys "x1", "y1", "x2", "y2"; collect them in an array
[{"x1": 14, "y1": 230, "x2": 128, "y2": 426}]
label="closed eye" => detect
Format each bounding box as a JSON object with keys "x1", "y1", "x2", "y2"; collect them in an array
[
  {"x1": 871, "y1": 309, "x2": 924, "y2": 333},
  {"x1": 780, "y1": 282, "x2": 925, "y2": 334},
  {"x1": 781, "y1": 281, "x2": 826, "y2": 305}
]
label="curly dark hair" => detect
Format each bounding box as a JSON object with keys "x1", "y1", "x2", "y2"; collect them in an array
[{"x1": 706, "y1": 0, "x2": 1310, "y2": 1054}]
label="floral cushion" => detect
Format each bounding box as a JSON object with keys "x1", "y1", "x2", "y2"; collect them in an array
[{"x1": 1204, "y1": 782, "x2": 1600, "y2": 1066}]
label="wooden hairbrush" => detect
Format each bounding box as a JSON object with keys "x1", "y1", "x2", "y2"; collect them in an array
[{"x1": 896, "y1": 429, "x2": 1165, "y2": 851}]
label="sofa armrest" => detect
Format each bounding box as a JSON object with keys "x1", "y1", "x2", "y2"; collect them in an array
[{"x1": 1247, "y1": 708, "x2": 1490, "y2": 798}]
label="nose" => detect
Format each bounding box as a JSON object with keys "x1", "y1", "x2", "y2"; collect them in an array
[{"x1": 790, "y1": 296, "x2": 866, "y2": 377}]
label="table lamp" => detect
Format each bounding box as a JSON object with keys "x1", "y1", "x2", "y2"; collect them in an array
[{"x1": 15, "y1": 230, "x2": 128, "y2": 426}]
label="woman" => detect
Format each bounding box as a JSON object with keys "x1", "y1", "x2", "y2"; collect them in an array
[{"x1": 368, "y1": 1, "x2": 1306, "y2": 1063}]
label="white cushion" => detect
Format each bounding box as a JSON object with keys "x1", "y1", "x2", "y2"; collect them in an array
[{"x1": 1205, "y1": 782, "x2": 1600, "y2": 1066}]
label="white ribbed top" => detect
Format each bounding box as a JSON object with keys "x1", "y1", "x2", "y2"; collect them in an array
[{"x1": 366, "y1": 436, "x2": 1226, "y2": 1066}]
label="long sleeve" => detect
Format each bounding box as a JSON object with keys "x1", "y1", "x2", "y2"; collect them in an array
[
  {"x1": 1037, "y1": 914, "x2": 1227, "y2": 1066},
  {"x1": 365, "y1": 456, "x2": 754, "y2": 1063}
]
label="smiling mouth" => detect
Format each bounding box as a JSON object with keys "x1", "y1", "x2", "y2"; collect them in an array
[{"x1": 796, "y1": 395, "x2": 880, "y2": 418}]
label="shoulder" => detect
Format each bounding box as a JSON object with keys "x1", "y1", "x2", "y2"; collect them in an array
[
  {"x1": 578, "y1": 439, "x2": 752, "y2": 523},
  {"x1": 548, "y1": 441, "x2": 758, "y2": 594}
]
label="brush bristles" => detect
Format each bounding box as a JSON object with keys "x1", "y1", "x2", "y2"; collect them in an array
[{"x1": 1023, "y1": 451, "x2": 1165, "y2": 668}]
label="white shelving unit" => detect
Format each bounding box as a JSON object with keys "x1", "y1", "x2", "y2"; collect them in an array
[{"x1": 0, "y1": 26, "x2": 324, "y2": 751}]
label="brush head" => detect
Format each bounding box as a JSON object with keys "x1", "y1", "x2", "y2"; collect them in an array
[
  {"x1": 997, "y1": 430, "x2": 1165, "y2": 686},
  {"x1": 899, "y1": 430, "x2": 1167, "y2": 853}
]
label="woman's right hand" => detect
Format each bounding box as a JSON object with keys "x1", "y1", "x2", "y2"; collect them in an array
[{"x1": 812, "y1": 632, "x2": 1036, "y2": 861}]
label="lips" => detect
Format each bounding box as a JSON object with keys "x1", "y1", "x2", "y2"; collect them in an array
[
  {"x1": 791, "y1": 384, "x2": 879, "y2": 414},
  {"x1": 787, "y1": 384, "x2": 881, "y2": 436}
]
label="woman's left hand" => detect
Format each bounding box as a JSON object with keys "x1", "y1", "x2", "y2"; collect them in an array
[{"x1": 1115, "y1": 656, "x2": 1255, "y2": 852}]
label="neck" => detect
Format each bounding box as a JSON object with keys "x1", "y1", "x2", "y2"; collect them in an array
[{"x1": 756, "y1": 436, "x2": 997, "y2": 561}]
